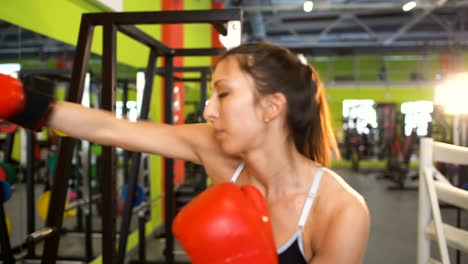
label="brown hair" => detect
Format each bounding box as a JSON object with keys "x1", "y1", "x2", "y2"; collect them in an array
[{"x1": 219, "y1": 42, "x2": 339, "y2": 166}]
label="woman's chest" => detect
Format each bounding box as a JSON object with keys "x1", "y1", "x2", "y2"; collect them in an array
[{"x1": 268, "y1": 195, "x2": 330, "y2": 261}]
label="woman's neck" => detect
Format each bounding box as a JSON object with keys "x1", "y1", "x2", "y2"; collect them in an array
[{"x1": 241, "y1": 141, "x2": 310, "y2": 201}]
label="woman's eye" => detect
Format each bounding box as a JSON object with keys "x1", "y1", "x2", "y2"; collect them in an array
[{"x1": 218, "y1": 92, "x2": 229, "y2": 98}]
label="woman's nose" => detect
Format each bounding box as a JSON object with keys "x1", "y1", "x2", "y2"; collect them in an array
[{"x1": 203, "y1": 96, "x2": 218, "y2": 122}]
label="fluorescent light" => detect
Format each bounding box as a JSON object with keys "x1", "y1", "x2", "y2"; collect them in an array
[
  {"x1": 303, "y1": 1, "x2": 313, "y2": 12},
  {"x1": 402, "y1": 1, "x2": 416, "y2": 12},
  {"x1": 136, "y1": 71, "x2": 145, "y2": 115}
]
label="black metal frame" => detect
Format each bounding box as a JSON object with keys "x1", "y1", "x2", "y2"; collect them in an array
[
  {"x1": 43, "y1": 9, "x2": 242, "y2": 264},
  {"x1": 154, "y1": 66, "x2": 211, "y2": 117},
  {"x1": 126, "y1": 66, "x2": 211, "y2": 264}
]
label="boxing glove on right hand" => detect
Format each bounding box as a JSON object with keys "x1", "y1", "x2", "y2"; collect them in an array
[{"x1": 0, "y1": 73, "x2": 54, "y2": 132}]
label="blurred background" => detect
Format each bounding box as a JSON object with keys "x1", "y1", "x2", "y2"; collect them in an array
[{"x1": 0, "y1": 1, "x2": 467, "y2": 263}]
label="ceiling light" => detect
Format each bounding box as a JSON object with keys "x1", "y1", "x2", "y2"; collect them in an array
[
  {"x1": 303, "y1": 1, "x2": 313, "y2": 13},
  {"x1": 402, "y1": 1, "x2": 416, "y2": 12}
]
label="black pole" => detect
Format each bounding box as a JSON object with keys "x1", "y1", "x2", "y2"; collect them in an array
[
  {"x1": 116, "y1": 49, "x2": 157, "y2": 264},
  {"x1": 25, "y1": 132, "x2": 36, "y2": 257},
  {"x1": 41, "y1": 15, "x2": 94, "y2": 264},
  {"x1": 2, "y1": 133, "x2": 15, "y2": 163},
  {"x1": 200, "y1": 70, "x2": 208, "y2": 120},
  {"x1": 84, "y1": 143, "x2": 93, "y2": 262},
  {"x1": 199, "y1": 70, "x2": 208, "y2": 190},
  {"x1": 122, "y1": 80, "x2": 130, "y2": 185},
  {"x1": 138, "y1": 212, "x2": 146, "y2": 262},
  {"x1": 101, "y1": 21, "x2": 117, "y2": 263},
  {"x1": 84, "y1": 203, "x2": 93, "y2": 261},
  {"x1": 164, "y1": 55, "x2": 175, "y2": 264},
  {"x1": 75, "y1": 144, "x2": 84, "y2": 232}
]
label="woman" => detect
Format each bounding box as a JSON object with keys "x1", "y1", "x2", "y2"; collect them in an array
[{"x1": 35, "y1": 42, "x2": 370, "y2": 263}]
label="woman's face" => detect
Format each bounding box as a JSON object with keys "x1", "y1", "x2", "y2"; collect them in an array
[{"x1": 203, "y1": 56, "x2": 266, "y2": 155}]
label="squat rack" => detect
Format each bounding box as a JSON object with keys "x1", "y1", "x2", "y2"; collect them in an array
[{"x1": 42, "y1": 9, "x2": 242, "y2": 264}]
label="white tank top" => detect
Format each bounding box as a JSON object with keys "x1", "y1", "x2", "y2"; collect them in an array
[{"x1": 230, "y1": 162, "x2": 325, "y2": 258}]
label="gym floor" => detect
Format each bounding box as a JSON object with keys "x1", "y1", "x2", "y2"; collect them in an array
[{"x1": 3, "y1": 167, "x2": 468, "y2": 263}]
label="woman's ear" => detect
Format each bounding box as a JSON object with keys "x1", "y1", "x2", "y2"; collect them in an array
[{"x1": 262, "y1": 92, "x2": 286, "y2": 122}]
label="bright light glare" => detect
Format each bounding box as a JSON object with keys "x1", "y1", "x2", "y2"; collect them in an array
[
  {"x1": 136, "y1": 71, "x2": 145, "y2": 115},
  {"x1": 116, "y1": 101, "x2": 138, "y2": 122},
  {"x1": 401, "y1": 101, "x2": 433, "y2": 136},
  {"x1": 402, "y1": 1, "x2": 416, "y2": 12},
  {"x1": 342, "y1": 100, "x2": 377, "y2": 134},
  {"x1": 81, "y1": 73, "x2": 91, "y2": 107},
  {"x1": 303, "y1": 1, "x2": 313, "y2": 12},
  {"x1": 435, "y1": 72, "x2": 468, "y2": 115},
  {"x1": 401, "y1": 101, "x2": 433, "y2": 114}
]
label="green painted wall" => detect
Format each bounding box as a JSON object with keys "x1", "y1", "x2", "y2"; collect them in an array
[
  {"x1": 0, "y1": 0, "x2": 153, "y2": 69},
  {"x1": 183, "y1": 0, "x2": 213, "y2": 116},
  {"x1": 311, "y1": 53, "x2": 457, "y2": 82}
]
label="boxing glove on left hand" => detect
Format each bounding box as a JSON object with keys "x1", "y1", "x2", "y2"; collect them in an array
[
  {"x1": 173, "y1": 183, "x2": 278, "y2": 264},
  {"x1": 0, "y1": 73, "x2": 54, "y2": 132}
]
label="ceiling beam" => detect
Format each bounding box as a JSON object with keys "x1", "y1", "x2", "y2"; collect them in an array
[{"x1": 383, "y1": 0, "x2": 448, "y2": 45}]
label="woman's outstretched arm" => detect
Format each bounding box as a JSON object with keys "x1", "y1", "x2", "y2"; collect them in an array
[{"x1": 48, "y1": 101, "x2": 214, "y2": 164}]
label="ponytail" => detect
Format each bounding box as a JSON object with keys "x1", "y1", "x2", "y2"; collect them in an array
[{"x1": 305, "y1": 66, "x2": 340, "y2": 167}]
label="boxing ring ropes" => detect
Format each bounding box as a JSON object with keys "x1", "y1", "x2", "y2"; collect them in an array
[
  {"x1": 418, "y1": 138, "x2": 468, "y2": 264},
  {"x1": 25, "y1": 9, "x2": 244, "y2": 264}
]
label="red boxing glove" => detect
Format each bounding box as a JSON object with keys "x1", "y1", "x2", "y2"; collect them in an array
[
  {"x1": 0, "y1": 73, "x2": 54, "y2": 131},
  {"x1": 0, "y1": 74, "x2": 25, "y2": 119},
  {"x1": 173, "y1": 183, "x2": 278, "y2": 264}
]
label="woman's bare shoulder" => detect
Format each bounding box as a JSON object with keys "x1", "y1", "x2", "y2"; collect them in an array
[
  {"x1": 308, "y1": 169, "x2": 370, "y2": 263},
  {"x1": 321, "y1": 168, "x2": 367, "y2": 211}
]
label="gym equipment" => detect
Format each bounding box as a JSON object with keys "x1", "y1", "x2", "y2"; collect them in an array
[
  {"x1": 418, "y1": 138, "x2": 468, "y2": 264},
  {"x1": 0, "y1": 121, "x2": 18, "y2": 134},
  {"x1": 0, "y1": 181, "x2": 12, "y2": 203},
  {"x1": 126, "y1": 66, "x2": 210, "y2": 263},
  {"x1": 5, "y1": 215, "x2": 11, "y2": 237},
  {"x1": 376, "y1": 105, "x2": 419, "y2": 190},
  {"x1": 0, "y1": 161, "x2": 16, "y2": 185},
  {"x1": 68, "y1": 191, "x2": 78, "y2": 201},
  {"x1": 120, "y1": 184, "x2": 145, "y2": 207},
  {"x1": 0, "y1": 166, "x2": 7, "y2": 182},
  {"x1": 341, "y1": 101, "x2": 378, "y2": 172},
  {"x1": 41, "y1": 9, "x2": 242, "y2": 264},
  {"x1": 384, "y1": 125, "x2": 419, "y2": 190},
  {"x1": 36, "y1": 191, "x2": 77, "y2": 221},
  {"x1": 376, "y1": 102, "x2": 398, "y2": 160}
]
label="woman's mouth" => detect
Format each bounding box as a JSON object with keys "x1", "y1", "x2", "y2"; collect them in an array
[{"x1": 214, "y1": 129, "x2": 225, "y2": 139}]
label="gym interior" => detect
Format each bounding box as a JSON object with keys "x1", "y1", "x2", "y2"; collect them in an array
[{"x1": 0, "y1": 0, "x2": 467, "y2": 263}]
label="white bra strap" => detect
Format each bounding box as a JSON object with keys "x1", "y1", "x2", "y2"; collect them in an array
[
  {"x1": 298, "y1": 168, "x2": 325, "y2": 228},
  {"x1": 230, "y1": 162, "x2": 245, "y2": 183}
]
